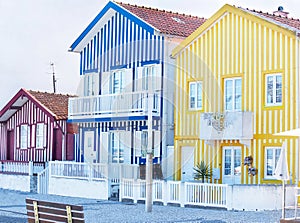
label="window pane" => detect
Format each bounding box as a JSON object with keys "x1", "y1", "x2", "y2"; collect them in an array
[
  {"x1": 234, "y1": 149, "x2": 241, "y2": 176},
  {"x1": 276, "y1": 75, "x2": 282, "y2": 103},
  {"x1": 224, "y1": 150, "x2": 231, "y2": 175},
  {"x1": 234, "y1": 79, "x2": 242, "y2": 110},
  {"x1": 266, "y1": 149, "x2": 273, "y2": 176},
  {"x1": 197, "y1": 83, "x2": 202, "y2": 109},
  {"x1": 36, "y1": 124, "x2": 44, "y2": 148},
  {"x1": 190, "y1": 83, "x2": 195, "y2": 108},
  {"x1": 266, "y1": 76, "x2": 274, "y2": 104},
  {"x1": 21, "y1": 125, "x2": 28, "y2": 149},
  {"x1": 225, "y1": 80, "x2": 233, "y2": 110}
]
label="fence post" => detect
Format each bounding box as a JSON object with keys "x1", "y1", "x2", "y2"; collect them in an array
[
  {"x1": 133, "y1": 179, "x2": 138, "y2": 204},
  {"x1": 119, "y1": 178, "x2": 123, "y2": 202},
  {"x1": 180, "y1": 182, "x2": 185, "y2": 207},
  {"x1": 162, "y1": 181, "x2": 168, "y2": 206},
  {"x1": 29, "y1": 161, "x2": 33, "y2": 176}
]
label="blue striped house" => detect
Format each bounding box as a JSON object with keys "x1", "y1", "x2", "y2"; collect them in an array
[{"x1": 68, "y1": 1, "x2": 205, "y2": 178}]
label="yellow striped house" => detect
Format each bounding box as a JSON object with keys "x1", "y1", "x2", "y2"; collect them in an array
[{"x1": 171, "y1": 4, "x2": 300, "y2": 185}]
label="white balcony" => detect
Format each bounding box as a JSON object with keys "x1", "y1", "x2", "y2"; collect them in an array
[
  {"x1": 199, "y1": 111, "x2": 253, "y2": 140},
  {"x1": 68, "y1": 91, "x2": 160, "y2": 121}
]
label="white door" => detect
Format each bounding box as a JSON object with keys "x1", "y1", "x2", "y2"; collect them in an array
[
  {"x1": 84, "y1": 131, "x2": 96, "y2": 163},
  {"x1": 222, "y1": 146, "x2": 241, "y2": 185},
  {"x1": 181, "y1": 146, "x2": 195, "y2": 182}
]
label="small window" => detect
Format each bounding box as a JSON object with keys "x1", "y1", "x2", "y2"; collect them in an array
[
  {"x1": 36, "y1": 123, "x2": 44, "y2": 148},
  {"x1": 265, "y1": 73, "x2": 282, "y2": 106},
  {"x1": 110, "y1": 70, "x2": 125, "y2": 94},
  {"x1": 224, "y1": 77, "x2": 242, "y2": 111},
  {"x1": 20, "y1": 125, "x2": 28, "y2": 149},
  {"x1": 142, "y1": 65, "x2": 157, "y2": 91},
  {"x1": 110, "y1": 132, "x2": 124, "y2": 163},
  {"x1": 264, "y1": 147, "x2": 281, "y2": 179},
  {"x1": 189, "y1": 81, "x2": 203, "y2": 110}
]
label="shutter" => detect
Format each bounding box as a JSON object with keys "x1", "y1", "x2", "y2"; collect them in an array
[
  {"x1": 153, "y1": 63, "x2": 162, "y2": 91},
  {"x1": 153, "y1": 131, "x2": 160, "y2": 157},
  {"x1": 43, "y1": 124, "x2": 47, "y2": 148},
  {"x1": 76, "y1": 76, "x2": 85, "y2": 96},
  {"x1": 135, "y1": 67, "x2": 143, "y2": 92},
  {"x1": 31, "y1": 124, "x2": 35, "y2": 148},
  {"x1": 27, "y1": 125, "x2": 30, "y2": 148},
  {"x1": 120, "y1": 131, "x2": 131, "y2": 164},
  {"x1": 123, "y1": 68, "x2": 132, "y2": 93},
  {"x1": 135, "y1": 131, "x2": 142, "y2": 157},
  {"x1": 16, "y1": 126, "x2": 19, "y2": 148},
  {"x1": 93, "y1": 72, "x2": 99, "y2": 95},
  {"x1": 101, "y1": 72, "x2": 110, "y2": 95},
  {"x1": 100, "y1": 132, "x2": 109, "y2": 163}
]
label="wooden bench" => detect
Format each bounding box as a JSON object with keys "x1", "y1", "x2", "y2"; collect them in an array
[{"x1": 26, "y1": 198, "x2": 85, "y2": 223}]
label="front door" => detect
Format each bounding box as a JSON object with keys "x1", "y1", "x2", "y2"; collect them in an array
[
  {"x1": 222, "y1": 146, "x2": 241, "y2": 185},
  {"x1": 181, "y1": 146, "x2": 195, "y2": 182},
  {"x1": 84, "y1": 131, "x2": 96, "y2": 163},
  {"x1": 7, "y1": 130, "x2": 14, "y2": 160}
]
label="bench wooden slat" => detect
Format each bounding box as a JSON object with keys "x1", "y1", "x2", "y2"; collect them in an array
[
  {"x1": 26, "y1": 198, "x2": 83, "y2": 211},
  {"x1": 26, "y1": 198, "x2": 85, "y2": 223}
]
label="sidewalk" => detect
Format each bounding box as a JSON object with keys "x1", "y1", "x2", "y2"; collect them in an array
[{"x1": 0, "y1": 188, "x2": 289, "y2": 223}]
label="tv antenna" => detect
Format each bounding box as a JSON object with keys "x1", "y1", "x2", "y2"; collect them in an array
[{"x1": 50, "y1": 62, "x2": 57, "y2": 93}]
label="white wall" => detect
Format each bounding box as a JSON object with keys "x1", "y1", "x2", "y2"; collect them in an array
[
  {"x1": 0, "y1": 174, "x2": 30, "y2": 192},
  {"x1": 227, "y1": 184, "x2": 294, "y2": 211},
  {"x1": 48, "y1": 177, "x2": 108, "y2": 200}
]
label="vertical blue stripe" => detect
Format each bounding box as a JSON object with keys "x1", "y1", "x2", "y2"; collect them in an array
[
  {"x1": 94, "y1": 36, "x2": 96, "y2": 69},
  {"x1": 100, "y1": 28, "x2": 103, "y2": 73},
  {"x1": 137, "y1": 26, "x2": 140, "y2": 62},
  {"x1": 90, "y1": 40, "x2": 93, "y2": 68},
  {"x1": 161, "y1": 36, "x2": 164, "y2": 62},
  {"x1": 157, "y1": 36, "x2": 161, "y2": 61},
  {"x1": 133, "y1": 22, "x2": 136, "y2": 66},
  {"x1": 153, "y1": 35, "x2": 157, "y2": 60},
  {"x1": 114, "y1": 13, "x2": 118, "y2": 65},
  {"x1": 122, "y1": 16, "x2": 125, "y2": 66},
  {"x1": 111, "y1": 17, "x2": 114, "y2": 67},
  {"x1": 118, "y1": 13, "x2": 122, "y2": 63},
  {"x1": 129, "y1": 21, "x2": 133, "y2": 68},
  {"x1": 149, "y1": 34, "x2": 153, "y2": 60},
  {"x1": 126, "y1": 18, "x2": 129, "y2": 67},
  {"x1": 80, "y1": 51, "x2": 83, "y2": 75},
  {"x1": 145, "y1": 31, "x2": 148, "y2": 61},
  {"x1": 83, "y1": 47, "x2": 86, "y2": 73},
  {"x1": 107, "y1": 20, "x2": 110, "y2": 71},
  {"x1": 141, "y1": 30, "x2": 144, "y2": 61},
  {"x1": 97, "y1": 32, "x2": 100, "y2": 70},
  {"x1": 87, "y1": 43, "x2": 90, "y2": 70}
]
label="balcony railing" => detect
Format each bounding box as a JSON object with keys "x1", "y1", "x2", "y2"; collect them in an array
[
  {"x1": 68, "y1": 91, "x2": 160, "y2": 121},
  {"x1": 199, "y1": 111, "x2": 253, "y2": 140}
]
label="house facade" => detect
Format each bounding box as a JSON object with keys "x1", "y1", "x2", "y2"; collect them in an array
[
  {"x1": 172, "y1": 4, "x2": 300, "y2": 184},
  {"x1": 68, "y1": 1, "x2": 205, "y2": 178},
  {"x1": 0, "y1": 89, "x2": 76, "y2": 162}
]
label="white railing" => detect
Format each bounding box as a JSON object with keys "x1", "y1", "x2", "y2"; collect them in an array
[
  {"x1": 37, "y1": 166, "x2": 49, "y2": 194},
  {"x1": 49, "y1": 161, "x2": 139, "y2": 181},
  {"x1": 68, "y1": 91, "x2": 160, "y2": 120},
  {"x1": 120, "y1": 179, "x2": 228, "y2": 209},
  {"x1": 0, "y1": 161, "x2": 45, "y2": 175}
]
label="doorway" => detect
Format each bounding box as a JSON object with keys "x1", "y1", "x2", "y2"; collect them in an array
[
  {"x1": 181, "y1": 146, "x2": 195, "y2": 182},
  {"x1": 222, "y1": 146, "x2": 241, "y2": 184}
]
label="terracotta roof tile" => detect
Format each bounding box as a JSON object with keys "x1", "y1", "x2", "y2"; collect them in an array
[
  {"x1": 117, "y1": 2, "x2": 206, "y2": 37},
  {"x1": 240, "y1": 7, "x2": 300, "y2": 33},
  {"x1": 27, "y1": 90, "x2": 76, "y2": 120}
]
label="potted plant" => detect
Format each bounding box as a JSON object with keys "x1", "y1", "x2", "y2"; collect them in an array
[{"x1": 193, "y1": 161, "x2": 213, "y2": 183}]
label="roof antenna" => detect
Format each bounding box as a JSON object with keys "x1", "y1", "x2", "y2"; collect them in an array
[{"x1": 50, "y1": 62, "x2": 57, "y2": 93}]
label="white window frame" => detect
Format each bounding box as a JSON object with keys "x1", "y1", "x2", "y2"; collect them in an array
[
  {"x1": 189, "y1": 81, "x2": 203, "y2": 110},
  {"x1": 36, "y1": 123, "x2": 44, "y2": 149},
  {"x1": 110, "y1": 132, "x2": 124, "y2": 163},
  {"x1": 224, "y1": 77, "x2": 242, "y2": 111},
  {"x1": 265, "y1": 73, "x2": 282, "y2": 106},
  {"x1": 264, "y1": 146, "x2": 281, "y2": 179},
  {"x1": 142, "y1": 65, "x2": 156, "y2": 91},
  {"x1": 20, "y1": 125, "x2": 28, "y2": 149},
  {"x1": 110, "y1": 70, "x2": 125, "y2": 94},
  {"x1": 84, "y1": 73, "x2": 98, "y2": 96}
]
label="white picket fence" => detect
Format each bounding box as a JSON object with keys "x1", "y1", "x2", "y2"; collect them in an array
[
  {"x1": 37, "y1": 161, "x2": 140, "y2": 196},
  {"x1": 120, "y1": 179, "x2": 228, "y2": 209},
  {"x1": 0, "y1": 161, "x2": 44, "y2": 175}
]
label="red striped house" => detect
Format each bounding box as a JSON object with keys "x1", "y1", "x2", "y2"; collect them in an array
[{"x1": 0, "y1": 89, "x2": 77, "y2": 162}]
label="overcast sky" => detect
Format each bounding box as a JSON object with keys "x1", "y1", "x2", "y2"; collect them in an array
[{"x1": 0, "y1": 0, "x2": 298, "y2": 107}]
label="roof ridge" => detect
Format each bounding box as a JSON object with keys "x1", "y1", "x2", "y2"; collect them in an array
[{"x1": 115, "y1": 1, "x2": 205, "y2": 20}]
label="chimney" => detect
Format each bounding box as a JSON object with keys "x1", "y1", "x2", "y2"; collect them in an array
[{"x1": 273, "y1": 6, "x2": 289, "y2": 18}]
